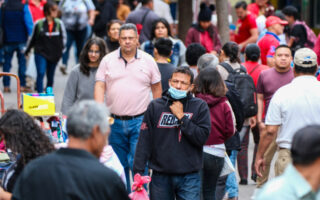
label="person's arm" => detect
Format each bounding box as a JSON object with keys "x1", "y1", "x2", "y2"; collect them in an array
[
  {"x1": 61, "y1": 68, "x2": 79, "y2": 114},
  {"x1": 94, "y1": 81, "x2": 106, "y2": 103},
  {"x1": 151, "y1": 82, "x2": 162, "y2": 99},
  {"x1": 257, "y1": 93, "x2": 264, "y2": 125},
  {"x1": 133, "y1": 103, "x2": 154, "y2": 175},
  {"x1": 23, "y1": 4, "x2": 34, "y2": 36},
  {"x1": 212, "y1": 25, "x2": 222, "y2": 53},
  {"x1": 0, "y1": 187, "x2": 12, "y2": 200},
  {"x1": 255, "y1": 124, "x2": 279, "y2": 177},
  {"x1": 223, "y1": 102, "x2": 236, "y2": 140},
  {"x1": 287, "y1": 37, "x2": 295, "y2": 48},
  {"x1": 60, "y1": 20, "x2": 67, "y2": 52},
  {"x1": 185, "y1": 28, "x2": 194, "y2": 47},
  {"x1": 239, "y1": 28, "x2": 258, "y2": 50},
  {"x1": 24, "y1": 21, "x2": 38, "y2": 56},
  {"x1": 170, "y1": 101, "x2": 211, "y2": 147}
]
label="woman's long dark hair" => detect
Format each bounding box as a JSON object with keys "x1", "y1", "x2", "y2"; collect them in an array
[
  {"x1": 0, "y1": 110, "x2": 54, "y2": 168},
  {"x1": 151, "y1": 18, "x2": 172, "y2": 40},
  {"x1": 79, "y1": 37, "x2": 107, "y2": 76},
  {"x1": 222, "y1": 41, "x2": 241, "y2": 63},
  {"x1": 193, "y1": 67, "x2": 227, "y2": 97}
]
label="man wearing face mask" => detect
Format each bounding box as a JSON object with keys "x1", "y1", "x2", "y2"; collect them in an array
[{"x1": 133, "y1": 67, "x2": 211, "y2": 200}]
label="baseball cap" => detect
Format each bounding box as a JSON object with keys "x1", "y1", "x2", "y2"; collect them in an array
[
  {"x1": 265, "y1": 16, "x2": 288, "y2": 28},
  {"x1": 291, "y1": 125, "x2": 320, "y2": 163},
  {"x1": 294, "y1": 48, "x2": 318, "y2": 67}
]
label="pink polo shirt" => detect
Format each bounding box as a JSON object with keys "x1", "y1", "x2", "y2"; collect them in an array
[{"x1": 96, "y1": 49, "x2": 161, "y2": 116}]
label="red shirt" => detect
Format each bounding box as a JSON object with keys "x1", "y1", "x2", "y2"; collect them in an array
[
  {"x1": 242, "y1": 61, "x2": 269, "y2": 87},
  {"x1": 22, "y1": 0, "x2": 46, "y2": 22},
  {"x1": 247, "y1": 3, "x2": 259, "y2": 18},
  {"x1": 234, "y1": 14, "x2": 257, "y2": 44},
  {"x1": 257, "y1": 32, "x2": 280, "y2": 65},
  {"x1": 200, "y1": 30, "x2": 214, "y2": 53}
]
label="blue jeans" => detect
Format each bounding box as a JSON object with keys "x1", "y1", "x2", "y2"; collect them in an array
[
  {"x1": 3, "y1": 43, "x2": 26, "y2": 87},
  {"x1": 225, "y1": 150, "x2": 238, "y2": 198},
  {"x1": 201, "y1": 153, "x2": 224, "y2": 200},
  {"x1": 34, "y1": 54, "x2": 57, "y2": 93},
  {"x1": 109, "y1": 115, "x2": 144, "y2": 192},
  {"x1": 62, "y1": 27, "x2": 88, "y2": 67},
  {"x1": 150, "y1": 171, "x2": 201, "y2": 200}
]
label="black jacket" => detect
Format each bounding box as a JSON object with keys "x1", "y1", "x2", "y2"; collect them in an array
[
  {"x1": 133, "y1": 91, "x2": 211, "y2": 175},
  {"x1": 25, "y1": 18, "x2": 66, "y2": 63}
]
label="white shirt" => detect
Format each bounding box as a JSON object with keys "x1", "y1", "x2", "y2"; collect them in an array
[{"x1": 265, "y1": 75, "x2": 320, "y2": 149}]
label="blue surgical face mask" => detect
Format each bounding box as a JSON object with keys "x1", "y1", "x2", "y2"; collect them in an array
[{"x1": 168, "y1": 86, "x2": 188, "y2": 99}]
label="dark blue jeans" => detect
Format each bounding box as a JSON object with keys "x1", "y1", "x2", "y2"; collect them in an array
[
  {"x1": 62, "y1": 27, "x2": 88, "y2": 67},
  {"x1": 150, "y1": 171, "x2": 201, "y2": 200},
  {"x1": 109, "y1": 115, "x2": 144, "y2": 192},
  {"x1": 201, "y1": 153, "x2": 224, "y2": 200},
  {"x1": 3, "y1": 43, "x2": 26, "y2": 87},
  {"x1": 34, "y1": 54, "x2": 57, "y2": 93}
]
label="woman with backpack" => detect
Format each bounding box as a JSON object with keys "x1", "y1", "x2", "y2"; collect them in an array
[
  {"x1": 25, "y1": 1, "x2": 66, "y2": 93},
  {"x1": 61, "y1": 37, "x2": 106, "y2": 114},
  {"x1": 193, "y1": 67, "x2": 235, "y2": 200}
]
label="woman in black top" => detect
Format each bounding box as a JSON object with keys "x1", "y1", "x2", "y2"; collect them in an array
[
  {"x1": 105, "y1": 20, "x2": 123, "y2": 53},
  {"x1": 25, "y1": 1, "x2": 66, "y2": 93}
]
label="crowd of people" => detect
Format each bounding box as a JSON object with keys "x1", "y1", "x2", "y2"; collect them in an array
[{"x1": 0, "y1": 0, "x2": 320, "y2": 199}]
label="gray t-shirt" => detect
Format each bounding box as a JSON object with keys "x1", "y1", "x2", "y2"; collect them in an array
[
  {"x1": 61, "y1": 65, "x2": 98, "y2": 114},
  {"x1": 126, "y1": 7, "x2": 159, "y2": 43}
]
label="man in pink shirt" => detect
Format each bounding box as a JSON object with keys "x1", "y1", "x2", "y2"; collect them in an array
[{"x1": 94, "y1": 23, "x2": 162, "y2": 191}]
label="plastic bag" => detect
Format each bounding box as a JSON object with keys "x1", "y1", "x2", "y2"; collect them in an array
[
  {"x1": 219, "y1": 154, "x2": 235, "y2": 177},
  {"x1": 129, "y1": 173, "x2": 151, "y2": 200}
]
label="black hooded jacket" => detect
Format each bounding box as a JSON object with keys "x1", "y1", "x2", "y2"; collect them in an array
[{"x1": 133, "y1": 91, "x2": 211, "y2": 175}]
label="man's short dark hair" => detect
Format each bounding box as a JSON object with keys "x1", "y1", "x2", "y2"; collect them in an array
[
  {"x1": 141, "y1": 0, "x2": 152, "y2": 5},
  {"x1": 186, "y1": 43, "x2": 206, "y2": 66},
  {"x1": 235, "y1": 1, "x2": 247, "y2": 10},
  {"x1": 275, "y1": 44, "x2": 291, "y2": 54},
  {"x1": 154, "y1": 38, "x2": 172, "y2": 58},
  {"x1": 291, "y1": 125, "x2": 320, "y2": 166},
  {"x1": 294, "y1": 65, "x2": 318, "y2": 75},
  {"x1": 170, "y1": 66, "x2": 194, "y2": 84},
  {"x1": 245, "y1": 43, "x2": 260, "y2": 62},
  {"x1": 282, "y1": 5, "x2": 299, "y2": 20}
]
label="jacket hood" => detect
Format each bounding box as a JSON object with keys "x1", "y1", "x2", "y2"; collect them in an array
[{"x1": 195, "y1": 93, "x2": 227, "y2": 107}]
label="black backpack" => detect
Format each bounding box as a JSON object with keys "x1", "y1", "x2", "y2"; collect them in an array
[
  {"x1": 225, "y1": 81, "x2": 244, "y2": 132},
  {"x1": 220, "y1": 62, "x2": 257, "y2": 118}
]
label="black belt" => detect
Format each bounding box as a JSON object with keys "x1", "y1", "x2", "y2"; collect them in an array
[{"x1": 111, "y1": 113, "x2": 144, "y2": 120}]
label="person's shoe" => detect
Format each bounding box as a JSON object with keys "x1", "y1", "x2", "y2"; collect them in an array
[
  {"x1": 3, "y1": 87, "x2": 11, "y2": 93},
  {"x1": 20, "y1": 86, "x2": 33, "y2": 93},
  {"x1": 239, "y1": 179, "x2": 248, "y2": 185},
  {"x1": 251, "y1": 174, "x2": 257, "y2": 182},
  {"x1": 59, "y1": 65, "x2": 68, "y2": 75}
]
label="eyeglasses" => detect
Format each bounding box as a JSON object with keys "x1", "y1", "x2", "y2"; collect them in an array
[
  {"x1": 88, "y1": 50, "x2": 100, "y2": 55},
  {"x1": 170, "y1": 79, "x2": 190, "y2": 87}
]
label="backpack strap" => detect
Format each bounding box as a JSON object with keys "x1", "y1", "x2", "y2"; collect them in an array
[
  {"x1": 141, "y1": 9, "x2": 151, "y2": 27},
  {"x1": 37, "y1": 19, "x2": 44, "y2": 36},
  {"x1": 220, "y1": 62, "x2": 235, "y2": 74},
  {"x1": 54, "y1": 18, "x2": 60, "y2": 32},
  {"x1": 240, "y1": 65, "x2": 247, "y2": 73},
  {"x1": 248, "y1": 64, "x2": 260, "y2": 75}
]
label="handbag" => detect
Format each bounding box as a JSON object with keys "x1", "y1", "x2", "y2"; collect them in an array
[{"x1": 219, "y1": 153, "x2": 235, "y2": 177}]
